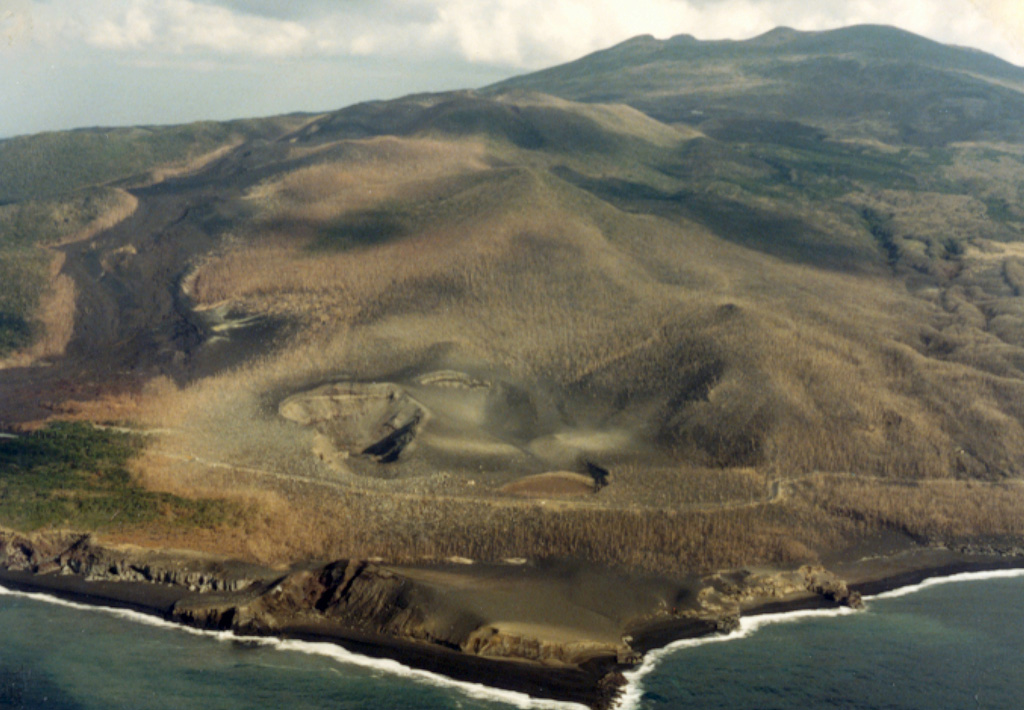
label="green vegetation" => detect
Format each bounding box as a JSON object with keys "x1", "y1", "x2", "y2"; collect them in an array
[
  {"x1": 0, "y1": 423, "x2": 240, "y2": 532},
  {"x1": 0, "y1": 248, "x2": 48, "y2": 355},
  {"x1": 0, "y1": 124, "x2": 218, "y2": 202},
  {"x1": 860, "y1": 207, "x2": 900, "y2": 266},
  {"x1": 0, "y1": 116, "x2": 309, "y2": 203},
  {"x1": 0, "y1": 188, "x2": 124, "y2": 356},
  {"x1": 0, "y1": 187, "x2": 127, "y2": 247},
  {"x1": 0, "y1": 114, "x2": 309, "y2": 357},
  {"x1": 0, "y1": 188, "x2": 140, "y2": 356},
  {"x1": 736, "y1": 142, "x2": 926, "y2": 196},
  {"x1": 983, "y1": 196, "x2": 1024, "y2": 223},
  {"x1": 488, "y1": 25, "x2": 1024, "y2": 147}
]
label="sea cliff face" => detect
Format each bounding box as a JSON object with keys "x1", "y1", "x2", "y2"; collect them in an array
[
  {"x1": 0, "y1": 528, "x2": 898, "y2": 709},
  {"x1": 0, "y1": 529, "x2": 267, "y2": 592}
]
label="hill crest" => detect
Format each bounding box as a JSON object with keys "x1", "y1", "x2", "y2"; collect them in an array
[{"x1": 2, "y1": 23, "x2": 1024, "y2": 583}]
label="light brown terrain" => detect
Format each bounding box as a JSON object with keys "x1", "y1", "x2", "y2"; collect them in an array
[{"x1": 3, "y1": 24, "x2": 1024, "y2": 709}]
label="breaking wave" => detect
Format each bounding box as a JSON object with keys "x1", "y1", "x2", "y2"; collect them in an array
[{"x1": 0, "y1": 583, "x2": 586, "y2": 710}]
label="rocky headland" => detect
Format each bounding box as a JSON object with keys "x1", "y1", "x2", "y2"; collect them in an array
[{"x1": 5, "y1": 527, "x2": 1019, "y2": 709}]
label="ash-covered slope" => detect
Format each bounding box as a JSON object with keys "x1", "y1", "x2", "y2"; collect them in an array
[
  {"x1": 135, "y1": 82, "x2": 1024, "y2": 485},
  {"x1": 3, "y1": 26, "x2": 1024, "y2": 573}
]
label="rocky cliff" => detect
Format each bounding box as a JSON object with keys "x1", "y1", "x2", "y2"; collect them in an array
[{"x1": 0, "y1": 528, "x2": 867, "y2": 709}]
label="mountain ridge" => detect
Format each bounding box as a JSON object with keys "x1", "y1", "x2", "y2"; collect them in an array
[
  {"x1": 486, "y1": 24, "x2": 1024, "y2": 147},
  {"x1": 1, "y1": 22, "x2": 1023, "y2": 577},
  {"x1": 3, "y1": 24, "x2": 1024, "y2": 707}
]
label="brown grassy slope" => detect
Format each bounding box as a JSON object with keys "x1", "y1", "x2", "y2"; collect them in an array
[
  {"x1": 164, "y1": 98, "x2": 1024, "y2": 486},
  {"x1": 6, "y1": 88, "x2": 1024, "y2": 572}
]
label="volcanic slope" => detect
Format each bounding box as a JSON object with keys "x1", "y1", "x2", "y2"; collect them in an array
[
  {"x1": 2, "y1": 26, "x2": 1024, "y2": 571},
  {"x1": 487, "y1": 24, "x2": 1024, "y2": 146}
]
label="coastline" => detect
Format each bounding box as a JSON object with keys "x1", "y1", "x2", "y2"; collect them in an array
[
  {"x1": 2, "y1": 533, "x2": 1023, "y2": 710},
  {"x1": 0, "y1": 565, "x2": 610, "y2": 710},
  {"x1": 622, "y1": 546, "x2": 1024, "y2": 659}
]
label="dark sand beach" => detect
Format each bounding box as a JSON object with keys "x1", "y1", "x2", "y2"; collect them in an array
[{"x1": 2, "y1": 530, "x2": 1022, "y2": 709}]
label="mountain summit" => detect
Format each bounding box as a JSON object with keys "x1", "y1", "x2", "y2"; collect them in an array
[
  {"x1": 2, "y1": 23, "x2": 1024, "y2": 590},
  {"x1": 488, "y1": 24, "x2": 1024, "y2": 146}
]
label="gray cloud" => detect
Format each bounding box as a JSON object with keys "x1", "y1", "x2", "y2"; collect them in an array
[
  {"x1": 213, "y1": 0, "x2": 435, "y2": 22},
  {"x1": 2, "y1": 0, "x2": 1022, "y2": 138},
  {"x1": 26, "y1": 0, "x2": 1024, "y2": 66}
]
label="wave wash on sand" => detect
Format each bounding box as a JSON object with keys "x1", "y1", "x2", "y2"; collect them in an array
[
  {"x1": 864, "y1": 567, "x2": 1024, "y2": 601},
  {"x1": 614, "y1": 568, "x2": 1024, "y2": 710},
  {"x1": 615, "y1": 607, "x2": 859, "y2": 710},
  {"x1": 0, "y1": 584, "x2": 589, "y2": 710},
  {"x1": 4, "y1": 566, "x2": 1024, "y2": 710}
]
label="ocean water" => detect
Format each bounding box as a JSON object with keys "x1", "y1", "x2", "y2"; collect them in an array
[{"x1": 1, "y1": 571, "x2": 1023, "y2": 710}]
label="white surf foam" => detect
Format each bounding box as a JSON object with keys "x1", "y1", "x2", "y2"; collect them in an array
[
  {"x1": 615, "y1": 567, "x2": 1024, "y2": 709},
  {"x1": 0, "y1": 583, "x2": 252, "y2": 643},
  {"x1": 0, "y1": 584, "x2": 587, "y2": 710},
  {"x1": 615, "y1": 607, "x2": 857, "y2": 710},
  {"x1": 273, "y1": 638, "x2": 587, "y2": 709},
  {"x1": 865, "y1": 567, "x2": 1024, "y2": 601},
  {"x1": 7, "y1": 568, "x2": 1023, "y2": 710}
]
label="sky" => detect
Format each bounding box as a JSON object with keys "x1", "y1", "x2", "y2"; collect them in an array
[{"x1": 2, "y1": 0, "x2": 1024, "y2": 139}]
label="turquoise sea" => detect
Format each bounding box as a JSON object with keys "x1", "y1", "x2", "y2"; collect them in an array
[{"x1": 1, "y1": 570, "x2": 1023, "y2": 710}]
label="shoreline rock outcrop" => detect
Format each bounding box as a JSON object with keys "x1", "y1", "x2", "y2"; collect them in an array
[{"x1": 7, "y1": 528, "x2": 1010, "y2": 710}]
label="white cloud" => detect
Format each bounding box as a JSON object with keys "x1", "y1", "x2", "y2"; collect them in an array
[
  {"x1": 966, "y1": 0, "x2": 1024, "y2": 63},
  {"x1": 14, "y1": 0, "x2": 1024, "y2": 68},
  {"x1": 68, "y1": 0, "x2": 311, "y2": 57},
  {"x1": 87, "y1": 4, "x2": 154, "y2": 49},
  {"x1": 420, "y1": 0, "x2": 1020, "y2": 67},
  {"x1": 6, "y1": 0, "x2": 1024, "y2": 139},
  {"x1": 0, "y1": 0, "x2": 33, "y2": 47},
  {"x1": 399, "y1": 0, "x2": 1024, "y2": 68},
  {"x1": 424, "y1": 0, "x2": 687, "y2": 65}
]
